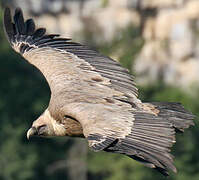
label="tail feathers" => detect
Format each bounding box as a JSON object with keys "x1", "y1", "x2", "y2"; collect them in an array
[
  {"x1": 105, "y1": 112, "x2": 178, "y2": 176},
  {"x1": 149, "y1": 102, "x2": 195, "y2": 132}
]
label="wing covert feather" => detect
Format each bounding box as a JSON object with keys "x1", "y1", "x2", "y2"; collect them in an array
[{"x1": 60, "y1": 102, "x2": 134, "y2": 150}]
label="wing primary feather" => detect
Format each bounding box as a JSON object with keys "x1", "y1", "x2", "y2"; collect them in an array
[
  {"x1": 32, "y1": 34, "x2": 61, "y2": 45},
  {"x1": 14, "y1": 8, "x2": 26, "y2": 35},
  {"x1": 32, "y1": 28, "x2": 46, "y2": 40},
  {"x1": 25, "y1": 19, "x2": 35, "y2": 35},
  {"x1": 37, "y1": 39, "x2": 69, "y2": 47},
  {"x1": 3, "y1": 8, "x2": 14, "y2": 43}
]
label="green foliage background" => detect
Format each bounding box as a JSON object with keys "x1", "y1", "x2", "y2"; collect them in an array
[{"x1": 0, "y1": 5, "x2": 198, "y2": 180}]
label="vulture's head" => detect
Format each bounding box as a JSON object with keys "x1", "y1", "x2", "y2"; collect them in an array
[{"x1": 27, "y1": 109, "x2": 66, "y2": 139}]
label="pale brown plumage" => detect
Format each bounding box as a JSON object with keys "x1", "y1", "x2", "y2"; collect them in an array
[{"x1": 4, "y1": 8, "x2": 195, "y2": 176}]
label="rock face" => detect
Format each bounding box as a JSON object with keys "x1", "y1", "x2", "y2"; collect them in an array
[
  {"x1": 5, "y1": 0, "x2": 199, "y2": 90},
  {"x1": 135, "y1": 0, "x2": 199, "y2": 90}
]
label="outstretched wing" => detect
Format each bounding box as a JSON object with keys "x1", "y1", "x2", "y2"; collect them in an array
[{"x1": 3, "y1": 8, "x2": 139, "y2": 104}]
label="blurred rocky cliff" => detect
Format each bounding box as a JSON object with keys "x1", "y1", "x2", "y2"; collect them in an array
[{"x1": 3, "y1": 0, "x2": 199, "y2": 91}]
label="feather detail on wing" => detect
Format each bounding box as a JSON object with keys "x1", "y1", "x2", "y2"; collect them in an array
[
  {"x1": 60, "y1": 102, "x2": 135, "y2": 150},
  {"x1": 3, "y1": 8, "x2": 139, "y2": 105}
]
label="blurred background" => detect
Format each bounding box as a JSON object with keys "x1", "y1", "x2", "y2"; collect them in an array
[{"x1": 0, "y1": 0, "x2": 199, "y2": 180}]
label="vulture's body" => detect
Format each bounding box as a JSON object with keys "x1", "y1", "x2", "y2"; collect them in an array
[{"x1": 3, "y1": 8, "x2": 195, "y2": 176}]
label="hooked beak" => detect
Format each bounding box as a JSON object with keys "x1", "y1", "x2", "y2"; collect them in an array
[{"x1": 27, "y1": 127, "x2": 37, "y2": 140}]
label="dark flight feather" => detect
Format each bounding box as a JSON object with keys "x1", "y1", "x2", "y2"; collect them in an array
[
  {"x1": 14, "y1": 7, "x2": 25, "y2": 35},
  {"x1": 25, "y1": 19, "x2": 35, "y2": 35},
  {"x1": 3, "y1": 8, "x2": 14, "y2": 42},
  {"x1": 149, "y1": 102, "x2": 195, "y2": 132}
]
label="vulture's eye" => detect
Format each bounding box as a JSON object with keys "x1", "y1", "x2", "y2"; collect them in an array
[
  {"x1": 64, "y1": 115, "x2": 77, "y2": 122},
  {"x1": 38, "y1": 125, "x2": 47, "y2": 135}
]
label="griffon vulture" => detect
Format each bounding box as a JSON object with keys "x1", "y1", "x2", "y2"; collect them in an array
[{"x1": 3, "y1": 7, "x2": 195, "y2": 176}]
